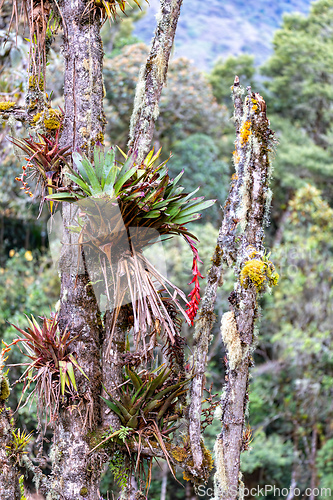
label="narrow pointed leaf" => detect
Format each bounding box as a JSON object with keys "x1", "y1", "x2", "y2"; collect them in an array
[{"x1": 66, "y1": 362, "x2": 77, "y2": 392}]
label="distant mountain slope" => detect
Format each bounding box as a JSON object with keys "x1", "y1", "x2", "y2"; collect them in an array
[{"x1": 134, "y1": 0, "x2": 312, "y2": 70}]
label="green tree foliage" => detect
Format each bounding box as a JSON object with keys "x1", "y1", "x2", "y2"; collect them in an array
[
  {"x1": 208, "y1": 54, "x2": 256, "y2": 113},
  {"x1": 103, "y1": 43, "x2": 226, "y2": 150},
  {"x1": 100, "y1": 0, "x2": 145, "y2": 56},
  {"x1": 262, "y1": 0, "x2": 333, "y2": 147},
  {"x1": 245, "y1": 185, "x2": 333, "y2": 492},
  {"x1": 241, "y1": 430, "x2": 293, "y2": 491},
  {"x1": 0, "y1": 250, "x2": 59, "y2": 339},
  {"x1": 168, "y1": 134, "x2": 228, "y2": 224},
  {"x1": 269, "y1": 115, "x2": 333, "y2": 216},
  {"x1": 316, "y1": 439, "x2": 333, "y2": 496}
]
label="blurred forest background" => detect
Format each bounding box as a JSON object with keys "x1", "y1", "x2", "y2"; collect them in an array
[{"x1": 1, "y1": 0, "x2": 333, "y2": 498}]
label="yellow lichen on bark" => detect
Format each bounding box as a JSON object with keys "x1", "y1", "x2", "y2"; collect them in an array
[
  {"x1": 240, "y1": 259, "x2": 279, "y2": 291},
  {"x1": 0, "y1": 377, "x2": 10, "y2": 400},
  {"x1": 0, "y1": 101, "x2": 16, "y2": 111},
  {"x1": 240, "y1": 120, "x2": 251, "y2": 146},
  {"x1": 31, "y1": 108, "x2": 62, "y2": 131}
]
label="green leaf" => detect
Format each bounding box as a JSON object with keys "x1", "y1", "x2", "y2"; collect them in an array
[
  {"x1": 103, "y1": 163, "x2": 118, "y2": 194},
  {"x1": 119, "y1": 392, "x2": 132, "y2": 409},
  {"x1": 146, "y1": 367, "x2": 170, "y2": 398},
  {"x1": 172, "y1": 213, "x2": 202, "y2": 225},
  {"x1": 100, "y1": 397, "x2": 125, "y2": 423},
  {"x1": 46, "y1": 192, "x2": 82, "y2": 202},
  {"x1": 143, "y1": 398, "x2": 164, "y2": 413},
  {"x1": 126, "y1": 368, "x2": 143, "y2": 392},
  {"x1": 93, "y1": 146, "x2": 105, "y2": 183},
  {"x1": 169, "y1": 170, "x2": 184, "y2": 189},
  {"x1": 157, "y1": 388, "x2": 186, "y2": 421},
  {"x1": 180, "y1": 187, "x2": 201, "y2": 204},
  {"x1": 126, "y1": 415, "x2": 139, "y2": 429},
  {"x1": 68, "y1": 354, "x2": 89, "y2": 380},
  {"x1": 151, "y1": 377, "x2": 191, "y2": 402},
  {"x1": 142, "y1": 210, "x2": 161, "y2": 218},
  {"x1": 78, "y1": 156, "x2": 102, "y2": 195},
  {"x1": 65, "y1": 173, "x2": 92, "y2": 195},
  {"x1": 101, "y1": 148, "x2": 116, "y2": 190},
  {"x1": 176, "y1": 199, "x2": 216, "y2": 217},
  {"x1": 72, "y1": 152, "x2": 90, "y2": 184},
  {"x1": 165, "y1": 206, "x2": 181, "y2": 218},
  {"x1": 114, "y1": 164, "x2": 137, "y2": 195},
  {"x1": 66, "y1": 362, "x2": 77, "y2": 392},
  {"x1": 59, "y1": 360, "x2": 67, "y2": 396}
]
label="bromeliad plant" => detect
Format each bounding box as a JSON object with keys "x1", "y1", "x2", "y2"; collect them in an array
[
  {"x1": 46, "y1": 145, "x2": 215, "y2": 338},
  {"x1": 11, "y1": 127, "x2": 70, "y2": 214},
  {"x1": 11, "y1": 314, "x2": 88, "y2": 424},
  {"x1": 6, "y1": 428, "x2": 34, "y2": 464},
  {"x1": 94, "y1": 0, "x2": 148, "y2": 20},
  {"x1": 92, "y1": 364, "x2": 190, "y2": 483}
]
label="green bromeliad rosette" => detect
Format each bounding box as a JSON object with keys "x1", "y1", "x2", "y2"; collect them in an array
[{"x1": 47, "y1": 144, "x2": 215, "y2": 344}]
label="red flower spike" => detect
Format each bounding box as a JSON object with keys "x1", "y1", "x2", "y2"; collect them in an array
[{"x1": 185, "y1": 236, "x2": 204, "y2": 325}]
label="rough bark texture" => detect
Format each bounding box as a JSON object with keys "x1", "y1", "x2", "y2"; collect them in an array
[
  {"x1": 188, "y1": 77, "x2": 250, "y2": 471},
  {"x1": 188, "y1": 243, "x2": 223, "y2": 470},
  {"x1": 52, "y1": 1, "x2": 106, "y2": 498},
  {"x1": 128, "y1": 0, "x2": 183, "y2": 161},
  {"x1": 101, "y1": 308, "x2": 127, "y2": 430},
  {"x1": 0, "y1": 398, "x2": 20, "y2": 500},
  {"x1": 214, "y1": 82, "x2": 275, "y2": 500}
]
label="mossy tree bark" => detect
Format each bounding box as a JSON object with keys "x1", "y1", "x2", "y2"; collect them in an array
[
  {"x1": 51, "y1": 1, "x2": 106, "y2": 499},
  {"x1": 0, "y1": 393, "x2": 20, "y2": 500},
  {"x1": 128, "y1": 0, "x2": 183, "y2": 162},
  {"x1": 188, "y1": 78, "x2": 248, "y2": 473},
  {"x1": 187, "y1": 77, "x2": 275, "y2": 496},
  {"x1": 214, "y1": 81, "x2": 275, "y2": 500}
]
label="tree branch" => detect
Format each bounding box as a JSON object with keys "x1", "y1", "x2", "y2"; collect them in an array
[
  {"x1": 214, "y1": 83, "x2": 275, "y2": 500},
  {"x1": 187, "y1": 77, "x2": 250, "y2": 471},
  {"x1": 0, "y1": 376, "x2": 20, "y2": 500},
  {"x1": 128, "y1": 0, "x2": 183, "y2": 161}
]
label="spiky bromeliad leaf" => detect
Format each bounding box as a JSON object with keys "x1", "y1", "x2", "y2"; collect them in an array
[
  {"x1": 95, "y1": 0, "x2": 148, "y2": 20},
  {"x1": 11, "y1": 131, "x2": 71, "y2": 215},
  {"x1": 6, "y1": 428, "x2": 34, "y2": 457},
  {"x1": 10, "y1": 314, "x2": 88, "y2": 424},
  {"x1": 101, "y1": 365, "x2": 190, "y2": 430},
  {"x1": 47, "y1": 147, "x2": 136, "y2": 201},
  {"x1": 47, "y1": 144, "x2": 216, "y2": 328},
  {"x1": 98, "y1": 365, "x2": 191, "y2": 483},
  {"x1": 47, "y1": 144, "x2": 215, "y2": 242}
]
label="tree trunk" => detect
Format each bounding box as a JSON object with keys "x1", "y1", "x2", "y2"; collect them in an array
[
  {"x1": 51, "y1": 1, "x2": 106, "y2": 498},
  {"x1": 185, "y1": 481, "x2": 197, "y2": 500},
  {"x1": 160, "y1": 461, "x2": 168, "y2": 500},
  {"x1": 0, "y1": 397, "x2": 20, "y2": 500},
  {"x1": 188, "y1": 242, "x2": 223, "y2": 470},
  {"x1": 214, "y1": 81, "x2": 275, "y2": 500},
  {"x1": 188, "y1": 78, "x2": 247, "y2": 472},
  {"x1": 101, "y1": 308, "x2": 127, "y2": 430}
]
